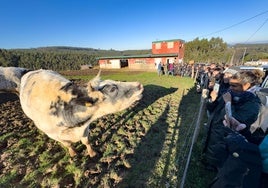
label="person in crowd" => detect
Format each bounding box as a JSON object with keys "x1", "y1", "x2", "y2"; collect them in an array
[
  {"x1": 209, "y1": 63, "x2": 217, "y2": 71},
  {"x1": 217, "y1": 66, "x2": 240, "y2": 97},
  {"x1": 168, "y1": 62, "x2": 174, "y2": 76},
  {"x1": 209, "y1": 66, "x2": 240, "y2": 103},
  {"x1": 202, "y1": 70, "x2": 263, "y2": 171},
  {"x1": 203, "y1": 66, "x2": 225, "y2": 118},
  {"x1": 161, "y1": 62, "x2": 165, "y2": 75},
  {"x1": 213, "y1": 86, "x2": 268, "y2": 188},
  {"x1": 202, "y1": 65, "x2": 228, "y2": 137},
  {"x1": 209, "y1": 130, "x2": 263, "y2": 188},
  {"x1": 166, "y1": 62, "x2": 169, "y2": 75},
  {"x1": 156, "y1": 61, "x2": 162, "y2": 76},
  {"x1": 196, "y1": 65, "x2": 211, "y2": 93},
  {"x1": 207, "y1": 67, "x2": 223, "y2": 97},
  {"x1": 246, "y1": 69, "x2": 265, "y2": 93}
]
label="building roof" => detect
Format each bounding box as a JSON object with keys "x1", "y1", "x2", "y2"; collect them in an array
[
  {"x1": 152, "y1": 39, "x2": 185, "y2": 43},
  {"x1": 97, "y1": 53, "x2": 178, "y2": 60}
]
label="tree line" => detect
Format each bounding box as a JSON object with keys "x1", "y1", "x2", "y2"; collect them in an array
[
  {"x1": 184, "y1": 37, "x2": 268, "y2": 65},
  {"x1": 0, "y1": 38, "x2": 268, "y2": 71},
  {"x1": 0, "y1": 49, "x2": 96, "y2": 71},
  {"x1": 0, "y1": 47, "x2": 151, "y2": 71}
]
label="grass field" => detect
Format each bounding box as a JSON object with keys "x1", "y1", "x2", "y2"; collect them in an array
[{"x1": 0, "y1": 70, "x2": 215, "y2": 187}]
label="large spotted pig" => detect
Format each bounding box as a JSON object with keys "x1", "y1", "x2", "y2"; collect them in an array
[{"x1": 19, "y1": 69, "x2": 143, "y2": 157}]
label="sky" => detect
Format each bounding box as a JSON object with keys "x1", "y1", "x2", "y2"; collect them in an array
[{"x1": 0, "y1": 0, "x2": 268, "y2": 50}]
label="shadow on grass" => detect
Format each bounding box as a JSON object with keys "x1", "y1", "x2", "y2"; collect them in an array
[
  {"x1": 118, "y1": 93, "x2": 172, "y2": 187},
  {"x1": 115, "y1": 84, "x2": 182, "y2": 187},
  {"x1": 173, "y1": 86, "x2": 201, "y2": 186},
  {"x1": 89, "y1": 84, "x2": 178, "y2": 147},
  {"x1": 117, "y1": 86, "x2": 205, "y2": 187},
  {"x1": 174, "y1": 87, "x2": 216, "y2": 187},
  {"x1": 0, "y1": 93, "x2": 19, "y2": 104},
  {"x1": 137, "y1": 84, "x2": 178, "y2": 110},
  {"x1": 82, "y1": 84, "x2": 178, "y2": 186}
]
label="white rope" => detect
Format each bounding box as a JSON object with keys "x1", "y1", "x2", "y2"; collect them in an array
[{"x1": 180, "y1": 93, "x2": 206, "y2": 188}]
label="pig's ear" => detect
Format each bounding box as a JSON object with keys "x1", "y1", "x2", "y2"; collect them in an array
[{"x1": 87, "y1": 70, "x2": 101, "y2": 92}]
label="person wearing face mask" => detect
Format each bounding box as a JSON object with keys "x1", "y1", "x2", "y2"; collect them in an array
[{"x1": 202, "y1": 70, "x2": 264, "y2": 171}]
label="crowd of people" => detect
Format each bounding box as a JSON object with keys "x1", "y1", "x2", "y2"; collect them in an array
[
  {"x1": 155, "y1": 60, "x2": 268, "y2": 186},
  {"x1": 155, "y1": 61, "x2": 194, "y2": 77},
  {"x1": 196, "y1": 63, "x2": 268, "y2": 187}
]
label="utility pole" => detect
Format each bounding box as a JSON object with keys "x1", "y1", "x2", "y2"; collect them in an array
[
  {"x1": 230, "y1": 47, "x2": 235, "y2": 66},
  {"x1": 241, "y1": 47, "x2": 247, "y2": 65}
]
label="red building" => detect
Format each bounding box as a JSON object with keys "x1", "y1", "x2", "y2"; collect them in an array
[{"x1": 98, "y1": 39, "x2": 185, "y2": 70}]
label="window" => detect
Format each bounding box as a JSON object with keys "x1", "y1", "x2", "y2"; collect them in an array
[
  {"x1": 167, "y1": 42, "x2": 174, "y2": 48},
  {"x1": 155, "y1": 43, "x2": 161, "y2": 49}
]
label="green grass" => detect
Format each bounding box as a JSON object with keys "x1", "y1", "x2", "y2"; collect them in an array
[{"x1": 0, "y1": 71, "x2": 215, "y2": 187}]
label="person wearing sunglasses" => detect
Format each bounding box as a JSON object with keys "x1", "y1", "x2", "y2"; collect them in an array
[{"x1": 203, "y1": 69, "x2": 264, "y2": 170}]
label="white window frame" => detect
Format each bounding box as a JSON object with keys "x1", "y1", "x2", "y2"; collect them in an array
[
  {"x1": 155, "y1": 43, "x2": 161, "y2": 49},
  {"x1": 167, "y1": 42, "x2": 174, "y2": 48}
]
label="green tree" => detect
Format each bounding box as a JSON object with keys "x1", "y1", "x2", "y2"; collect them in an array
[{"x1": 184, "y1": 37, "x2": 229, "y2": 65}]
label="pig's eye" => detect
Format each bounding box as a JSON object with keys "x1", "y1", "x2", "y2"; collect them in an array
[{"x1": 101, "y1": 84, "x2": 118, "y2": 97}]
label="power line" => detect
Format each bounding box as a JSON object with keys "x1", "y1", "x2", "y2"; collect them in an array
[
  {"x1": 199, "y1": 10, "x2": 268, "y2": 38},
  {"x1": 244, "y1": 17, "x2": 268, "y2": 43}
]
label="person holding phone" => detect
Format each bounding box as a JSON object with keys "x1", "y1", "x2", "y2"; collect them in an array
[
  {"x1": 206, "y1": 67, "x2": 234, "y2": 117},
  {"x1": 203, "y1": 70, "x2": 264, "y2": 170}
]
